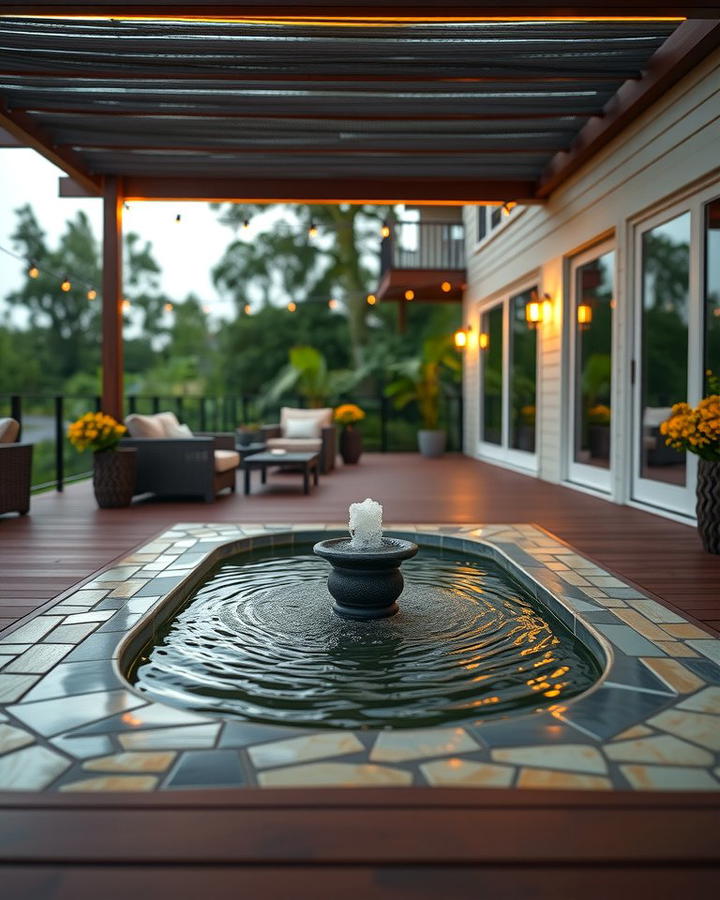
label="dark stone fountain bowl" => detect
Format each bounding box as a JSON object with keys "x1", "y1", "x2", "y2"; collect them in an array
[{"x1": 313, "y1": 537, "x2": 419, "y2": 620}]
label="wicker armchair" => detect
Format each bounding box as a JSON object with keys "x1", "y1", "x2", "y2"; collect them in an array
[
  {"x1": 0, "y1": 440, "x2": 33, "y2": 516},
  {"x1": 261, "y1": 407, "x2": 337, "y2": 474}
]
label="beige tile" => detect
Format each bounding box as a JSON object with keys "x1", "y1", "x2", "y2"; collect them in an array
[
  {"x1": 491, "y1": 744, "x2": 606, "y2": 774},
  {"x1": 612, "y1": 610, "x2": 672, "y2": 641},
  {"x1": 3, "y1": 644, "x2": 73, "y2": 674},
  {"x1": 0, "y1": 673, "x2": 41, "y2": 703},
  {"x1": 60, "y1": 775, "x2": 158, "y2": 792},
  {"x1": 587, "y1": 576, "x2": 627, "y2": 589},
  {"x1": 517, "y1": 768, "x2": 612, "y2": 790},
  {"x1": 591, "y1": 596, "x2": 627, "y2": 608},
  {"x1": 648, "y1": 709, "x2": 720, "y2": 751},
  {"x1": 661, "y1": 623, "x2": 711, "y2": 639},
  {"x1": 108, "y1": 580, "x2": 150, "y2": 599},
  {"x1": 421, "y1": 758, "x2": 515, "y2": 787},
  {"x1": 605, "y1": 735, "x2": 713, "y2": 766},
  {"x1": 612, "y1": 725, "x2": 654, "y2": 740},
  {"x1": 545, "y1": 562, "x2": 569, "y2": 571},
  {"x1": 0, "y1": 723, "x2": 34, "y2": 755},
  {"x1": 259, "y1": 762, "x2": 412, "y2": 788},
  {"x1": 249, "y1": 732, "x2": 364, "y2": 769},
  {"x1": 62, "y1": 590, "x2": 109, "y2": 605},
  {"x1": 119, "y1": 554, "x2": 160, "y2": 564},
  {"x1": 676, "y1": 686, "x2": 720, "y2": 714},
  {"x1": 119, "y1": 724, "x2": 220, "y2": 751},
  {"x1": 0, "y1": 745, "x2": 71, "y2": 790},
  {"x1": 83, "y1": 752, "x2": 177, "y2": 773},
  {"x1": 640, "y1": 659, "x2": 704, "y2": 695},
  {"x1": 557, "y1": 572, "x2": 591, "y2": 587},
  {"x1": 370, "y1": 728, "x2": 479, "y2": 763},
  {"x1": 624, "y1": 598, "x2": 685, "y2": 624},
  {"x1": 95, "y1": 566, "x2": 141, "y2": 582},
  {"x1": 620, "y1": 765, "x2": 720, "y2": 791},
  {"x1": 577, "y1": 588, "x2": 609, "y2": 599},
  {"x1": 653, "y1": 642, "x2": 699, "y2": 657}
]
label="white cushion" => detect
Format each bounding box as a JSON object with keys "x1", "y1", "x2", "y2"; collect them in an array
[
  {"x1": 266, "y1": 437, "x2": 322, "y2": 453},
  {"x1": 0, "y1": 418, "x2": 19, "y2": 444},
  {"x1": 285, "y1": 417, "x2": 319, "y2": 439},
  {"x1": 280, "y1": 407, "x2": 332, "y2": 437},
  {"x1": 214, "y1": 449, "x2": 240, "y2": 473},
  {"x1": 155, "y1": 411, "x2": 182, "y2": 437},
  {"x1": 125, "y1": 413, "x2": 166, "y2": 439},
  {"x1": 173, "y1": 423, "x2": 194, "y2": 438},
  {"x1": 643, "y1": 407, "x2": 673, "y2": 428}
]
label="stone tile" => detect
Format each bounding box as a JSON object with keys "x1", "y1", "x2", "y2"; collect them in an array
[
  {"x1": 95, "y1": 566, "x2": 141, "y2": 582},
  {"x1": 0, "y1": 617, "x2": 63, "y2": 644},
  {"x1": 0, "y1": 673, "x2": 41, "y2": 703},
  {"x1": 72, "y1": 703, "x2": 212, "y2": 734},
  {"x1": 491, "y1": 744, "x2": 606, "y2": 774},
  {"x1": 135, "y1": 577, "x2": 183, "y2": 597},
  {"x1": 59, "y1": 775, "x2": 158, "y2": 792},
  {"x1": 97, "y1": 611, "x2": 143, "y2": 633},
  {"x1": 662, "y1": 623, "x2": 711, "y2": 639},
  {"x1": 370, "y1": 728, "x2": 479, "y2": 763},
  {"x1": 595, "y1": 625, "x2": 666, "y2": 657},
  {"x1": 687, "y1": 641, "x2": 720, "y2": 665},
  {"x1": 654, "y1": 641, "x2": 699, "y2": 658},
  {"x1": 0, "y1": 745, "x2": 71, "y2": 790},
  {"x1": 640, "y1": 659, "x2": 704, "y2": 695},
  {"x1": 557, "y1": 572, "x2": 591, "y2": 587},
  {"x1": 51, "y1": 734, "x2": 114, "y2": 759},
  {"x1": 118, "y1": 724, "x2": 220, "y2": 751},
  {"x1": 249, "y1": 732, "x2": 364, "y2": 769},
  {"x1": 0, "y1": 723, "x2": 34, "y2": 755},
  {"x1": 63, "y1": 632, "x2": 122, "y2": 662},
  {"x1": 258, "y1": 762, "x2": 412, "y2": 787},
  {"x1": 421, "y1": 758, "x2": 515, "y2": 787},
  {"x1": 165, "y1": 750, "x2": 246, "y2": 788},
  {"x1": 587, "y1": 576, "x2": 627, "y2": 589},
  {"x1": 44, "y1": 622, "x2": 100, "y2": 643},
  {"x1": 8, "y1": 690, "x2": 146, "y2": 737},
  {"x1": 684, "y1": 659, "x2": 720, "y2": 685},
  {"x1": 219, "y1": 721, "x2": 308, "y2": 748},
  {"x1": 585, "y1": 595, "x2": 627, "y2": 608},
  {"x1": 620, "y1": 765, "x2": 720, "y2": 791},
  {"x1": 676, "y1": 686, "x2": 720, "y2": 714},
  {"x1": 22, "y1": 659, "x2": 122, "y2": 702},
  {"x1": 516, "y1": 768, "x2": 612, "y2": 790},
  {"x1": 612, "y1": 610, "x2": 674, "y2": 642},
  {"x1": 63, "y1": 590, "x2": 109, "y2": 605},
  {"x1": 84, "y1": 751, "x2": 176, "y2": 773},
  {"x1": 3, "y1": 644, "x2": 74, "y2": 674},
  {"x1": 648, "y1": 709, "x2": 720, "y2": 751},
  {"x1": 612, "y1": 725, "x2": 654, "y2": 740},
  {"x1": 561, "y1": 686, "x2": 672, "y2": 740},
  {"x1": 605, "y1": 735, "x2": 713, "y2": 766},
  {"x1": 61, "y1": 611, "x2": 116, "y2": 625},
  {"x1": 0, "y1": 655, "x2": 14, "y2": 671},
  {"x1": 108, "y1": 580, "x2": 151, "y2": 599},
  {"x1": 624, "y1": 598, "x2": 685, "y2": 624}
]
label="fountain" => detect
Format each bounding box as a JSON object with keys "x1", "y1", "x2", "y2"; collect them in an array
[{"x1": 313, "y1": 499, "x2": 418, "y2": 619}]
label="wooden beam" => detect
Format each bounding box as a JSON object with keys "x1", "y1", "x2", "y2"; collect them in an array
[
  {"x1": 122, "y1": 176, "x2": 540, "y2": 204},
  {"x1": 102, "y1": 176, "x2": 124, "y2": 421},
  {"x1": 60, "y1": 144, "x2": 562, "y2": 155},
  {"x1": 0, "y1": 101, "x2": 102, "y2": 195},
  {"x1": 59, "y1": 176, "x2": 97, "y2": 198},
  {"x1": 536, "y1": 18, "x2": 720, "y2": 197},
  {"x1": 0, "y1": 125, "x2": 21, "y2": 147}
]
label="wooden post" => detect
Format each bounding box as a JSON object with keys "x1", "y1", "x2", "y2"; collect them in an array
[{"x1": 102, "y1": 176, "x2": 123, "y2": 419}]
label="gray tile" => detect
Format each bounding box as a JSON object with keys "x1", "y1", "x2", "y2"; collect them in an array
[
  {"x1": 165, "y1": 750, "x2": 247, "y2": 789},
  {"x1": 0, "y1": 617, "x2": 63, "y2": 644},
  {"x1": 219, "y1": 721, "x2": 309, "y2": 748},
  {"x1": 71, "y1": 702, "x2": 213, "y2": 735},
  {"x1": 596, "y1": 625, "x2": 667, "y2": 657},
  {"x1": 0, "y1": 673, "x2": 41, "y2": 703},
  {"x1": 44, "y1": 622, "x2": 100, "y2": 644},
  {"x1": 22, "y1": 659, "x2": 123, "y2": 702},
  {"x1": 3, "y1": 644, "x2": 74, "y2": 674},
  {"x1": 61, "y1": 611, "x2": 116, "y2": 625},
  {"x1": 0, "y1": 745, "x2": 71, "y2": 791},
  {"x1": 8, "y1": 690, "x2": 146, "y2": 737},
  {"x1": 119, "y1": 724, "x2": 220, "y2": 750},
  {"x1": 63, "y1": 632, "x2": 122, "y2": 662},
  {"x1": 51, "y1": 733, "x2": 114, "y2": 759}
]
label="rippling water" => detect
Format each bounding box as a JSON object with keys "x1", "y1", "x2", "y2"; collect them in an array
[{"x1": 130, "y1": 546, "x2": 601, "y2": 729}]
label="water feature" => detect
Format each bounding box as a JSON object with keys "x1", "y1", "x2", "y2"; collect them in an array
[{"x1": 129, "y1": 501, "x2": 601, "y2": 729}]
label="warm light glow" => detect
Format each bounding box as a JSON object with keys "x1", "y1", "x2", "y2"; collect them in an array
[
  {"x1": 502, "y1": 201, "x2": 517, "y2": 217},
  {"x1": 381, "y1": 222, "x2": 391, "y2": 238},
  {"x1": 244, "y1": 303, "x2": 252, "y2": 315},
  {"x1": 202, "y1": 304, "x2": 211, "y2": 314},
  {"x1": 525, "y1": 300, "x2": 542, "y2": 327},
  {"x1": 164, "y1": 302, "x2": 174, "y2": 312},
  {"x1": 60, "y1": 276, "x2": 71, "y2": 292},
  {"x1": 441, "y1": 281, "x2": 452, "y2": 293},
  {"x1": 404, "y1": 289, "x2": 415, "y2": 301},
  {"x1": 454, "y1": 328, "x2": 468, "y2": 349},
  {"x1": 577, "y1": 303, "x2": 593, "y2": 328},
  {"x1": 308, "y1": 222, "x2": 318, "y2": 238},
  {"x1": 242, "y1": 219, "x2": 250, "y2": 230},
  {"x1": 27, "y1": 263, "x2": 39, "y2": 279},
  {"x1": 479, "y1": 332, "x2": 490, "y2": 351},
  {"x1": 121, "y1": 299, "x2": 131, "y2": 312},
  {"x1": 366, "y1": 293, "x2": 377, "y2": 306},
  {"x1": 328, "y1": 298, "x2": 339, "y2": 310},
  {"x1": 87, "y1": 289, "x2": 97, "y2": 301},
  {"x1": 287, "y1": 301, "x2": 297, "y2": 312}
]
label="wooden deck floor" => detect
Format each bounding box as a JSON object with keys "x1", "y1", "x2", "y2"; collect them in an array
[{"x1": 1, "y1": 453, "x2": 718, "y2": 637}]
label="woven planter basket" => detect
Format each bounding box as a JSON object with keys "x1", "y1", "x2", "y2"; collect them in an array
[
  {"x1": 696, "y1": 459, "x2": 720, "y2": 554},
  {"x1": 93, "y1": 447, "x2": 136, "y2": 509}
]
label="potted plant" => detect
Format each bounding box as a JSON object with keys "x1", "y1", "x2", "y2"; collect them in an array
[
  {"x1": 236, "y1": 422, "x2": 262, "y2": 447},
  {"x1": 334, "y1": 403, "x2": 365, "y2": 464},
  {"x1": 660, "y1": 372, "x2": 720, "y2": 553},
  {"x1": 67, "y1": 412, "x2": 135, "y2": 508},
  {"x1": 587, "y1": 403, "x2": 611, "y2": 460},
  {"x1": 385, "y1": 335, "x2": 461, "y2": 458}
]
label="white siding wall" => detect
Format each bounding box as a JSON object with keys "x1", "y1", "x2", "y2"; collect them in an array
[{"x1": 462, "y1": 48, "x2": 720, "y2": 510}]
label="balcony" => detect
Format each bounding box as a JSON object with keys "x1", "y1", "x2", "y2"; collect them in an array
[{"x1": 376, "y1": 221, "x2": 466, "y2": 323}]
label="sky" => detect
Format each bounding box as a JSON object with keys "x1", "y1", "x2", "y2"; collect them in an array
[{"x1": 0, "y1": 147, "x2": 277, "y2": 324}]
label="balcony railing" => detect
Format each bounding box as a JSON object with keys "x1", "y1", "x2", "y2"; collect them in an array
[
  {"x1": 380, "y1": 221, "x2": 465, "y2": 276},
  {"x1": 2, "y1": 390, "x2": 463, "y2": 493}
]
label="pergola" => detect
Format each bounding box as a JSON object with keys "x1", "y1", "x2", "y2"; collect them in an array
[{"x1": 1, "y1": 3, "x2": 719, "y2": 418}]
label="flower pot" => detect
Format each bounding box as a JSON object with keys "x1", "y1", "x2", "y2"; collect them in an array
[
  {"x1": 418, "y1": 429, "x2": 446, "y2": 458},
  {"x1": 339, "y1": 425, "x2": 363, "y2": 464},
  {"x1": 93, "y1": 447, "x2": 136, "y2": 509},
  {"x1": 696, "y1": 459, "x2": 720, "y2": 554},
  {"x1": 588, "y1": 424, "x2": 611, "y2": 460}
]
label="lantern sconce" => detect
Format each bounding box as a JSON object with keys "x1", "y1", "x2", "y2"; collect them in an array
[
  {"x1": 577, "y1": 302, "x2": 593, "y2": 330},
  {"x1": 479, "y1": 331, "x2": 490, "y2": 350},
  {"x1": 526, "y1": 292, "x2": 552, "y2": 329},
  {"x1": 454, "y1": 326, "x2": 469, "y2": 349}
]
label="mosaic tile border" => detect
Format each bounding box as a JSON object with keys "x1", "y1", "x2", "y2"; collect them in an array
[{"x1": 0, "y1": 523, "x2": 719, "y2": 793}]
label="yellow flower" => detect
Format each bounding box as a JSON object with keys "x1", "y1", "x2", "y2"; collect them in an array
[{"x1": 334, "y1": 403, "x2": 365, "y2": 425}]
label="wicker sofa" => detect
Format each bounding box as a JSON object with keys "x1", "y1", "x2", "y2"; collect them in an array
[
  {"x1": 0, "y1": 418, "x2": 33, "y2": 516},
  {"x1": 121, "y1": 412, "x2": 240, "y2": 503},
  {"x1": 261, "y1": 407, "x2": 337, "y2": 474}
]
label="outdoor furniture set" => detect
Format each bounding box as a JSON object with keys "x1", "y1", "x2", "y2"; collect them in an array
[{"x1": 0, "y1": 417, "x2": 32, "y2": 516}]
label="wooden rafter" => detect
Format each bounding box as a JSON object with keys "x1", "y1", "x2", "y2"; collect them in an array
[{"x1": 537, "y1": 18, "x2": 720, "y2": 197}]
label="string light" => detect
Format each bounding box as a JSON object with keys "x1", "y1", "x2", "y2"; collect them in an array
[
  {"x1": 60, "y1": 275, "x2": 71, "y2": 292},
  {"x1": 242, "y1": 219, "x2": 250, "y2": 231},
  {"x1": 308, "y1": 222, "x2": 318, "y2": 238},
  {"x1": 404, "y1": 289, "x2": 415, "y2": 301},
  {"x1": 121, "y1": 299, "x2": 131, "y2": 312},
  {"x1": 366, "y1": 294, "x2": 377, "y2": 305},
  {"x1": 244, "y1": 303, "x2": 252, "y2": 315},
  {"x1": 441, "y1": 281, "x2": 452, "y2": 293},
  {"x1": 381, "y1": 221, "x2": 391, "y2": 238},
  {"x1": 87, "y1": 288, "x2": 97, "y2": 301},
  {"x1": 287, "y1": 301, "x2": 297, "y2": 312},
  {"x1": 27, "y1": 262, "x2": 39, "y2": 279},
  {"x1": 328, "y1": 298, "x2": 339, "y2": 310},
  {"x1": 163, "y1": 302, "x2": 174, "y2": 312}
]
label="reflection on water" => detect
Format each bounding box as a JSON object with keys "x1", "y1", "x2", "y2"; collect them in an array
[{"x1": 131, "y1": 546, "x2": 601, "y2": 729}]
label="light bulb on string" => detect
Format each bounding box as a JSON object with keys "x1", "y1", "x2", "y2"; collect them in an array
[
  {"x1": 87, "y1": 288, "x2": 97, "y2": 301},
  {"x1": 287, "y1": 301, "x2": 297, "y2": 312},
  {"x1": 60, "y1": 275, "x2": 71, "y2": 292},
  {"x1": 308, "y1": 222, "x2": 318, "y2": 238},
  {"x1": 441, "y1": 281, "x2": 452, "y2": 293},
  {"x1": 163, "y1": 302, "x2": 174, "y2": 313},
  {"x1": 27, "y1": 261, "x2": 39, "y2": 279},
  {"x1": 404, "y1": 289, "x2": 415, "y2": 301},
  {"x1": 244, "y1": 304, "x2": 252, "y2": 315},
  {"x1": 328, "y1": 298, "x2": 339, "y2": 311},
  {"x1": 366, "y1": 294, "x2": 377, "y2": 306},
  {"x1": 121, "y1": 299, "x2": 131, "y2": 312},
  {"x1": 380, "y1": 221, "x2": 391, "y2": 238},
  {"x1": 242, "y1": 219, "x2": 250, "y2": 231}
]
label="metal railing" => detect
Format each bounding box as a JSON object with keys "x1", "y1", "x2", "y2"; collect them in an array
[
  {"x1": 380, "y1": 221, "x2": 465, "y2": 276},
  {"x1": 3, "y1": 390, "x2": 463, "y2": 493}
]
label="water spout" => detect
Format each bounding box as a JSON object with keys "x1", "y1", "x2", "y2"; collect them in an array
[{"x1": 349, "y1": 498, "x2": 383, "y2": 550}]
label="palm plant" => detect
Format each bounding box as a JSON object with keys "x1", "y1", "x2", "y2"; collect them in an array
[
  {"x1": 263, "y1": 345, "x2": 363, "y2": 409},
  {"x1": 385, "y1": 335, "x2": 461, "y2": 431}
]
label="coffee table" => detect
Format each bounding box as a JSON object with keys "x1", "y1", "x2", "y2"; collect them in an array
[{"x1": 243, "y1": 451, "x2": 319, "y2": 496}]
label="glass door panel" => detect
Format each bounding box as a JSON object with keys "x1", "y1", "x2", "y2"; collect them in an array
[
  {"x1": 481, "y1": 305, "x2": 503, "y2": 445},
  {"x1": 704, "y1": 198, "x2": 720, "y2": 379},
  {"x1": 509, "y1": 290, "x2": 537, "y2": 453}
]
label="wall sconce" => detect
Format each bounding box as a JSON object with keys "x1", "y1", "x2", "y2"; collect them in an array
[
  {"x1": 526, "y1": 292, "x2": 552, "y2": 329},
  {"x1": 454, "y1": 326, "x2": 469, "y2": 349},
  {"x1": 577, "y1": 302, "x2": 593, "y2": 329},
  {"x1": 479, "y1": 331, "x2": 490, "y2": 350}
]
